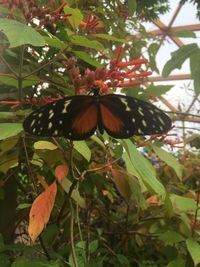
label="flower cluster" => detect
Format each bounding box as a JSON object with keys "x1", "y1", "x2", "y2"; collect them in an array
[
  {"x1": 64, "y1": 45, "x2": 152, "y2": 94},
  {"x1": 0, "y1": 0, "x2": 70, "y2": 27},
  {"x1": 138, "y1": 130, "x2": 183, "y2": 149},
  {"x1": 0, "y1": 97, "x2": 60, "y2": 109},
  {"x1": 79, "y1": 13, "x2": 104, "y2": 33}
]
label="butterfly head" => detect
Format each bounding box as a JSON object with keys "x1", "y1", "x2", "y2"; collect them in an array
[{"x1": 92, "y1": 85, "x2": 100, "y2": 96}]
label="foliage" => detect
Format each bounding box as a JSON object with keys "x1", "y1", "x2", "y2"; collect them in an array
[
  {"x1": 0, "y1": 1, "x2": 199, "y2": 267},
  {"x1": 135, "y1": 0, "x2": 170, "y2": 21}
]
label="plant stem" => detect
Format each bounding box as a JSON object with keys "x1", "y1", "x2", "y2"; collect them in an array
[
  {"x1": 22, "y1": 47, "x2": 69, "y2": 79},
  {"x1": 70, "y1": 200, "x2": 79, "y2": 267},
  {"x1": 18, "y1": 45, "x2": 25, "y2": 101},
  {"x1": 0, "y1": 54, "x2": 18, "y2": 78}
]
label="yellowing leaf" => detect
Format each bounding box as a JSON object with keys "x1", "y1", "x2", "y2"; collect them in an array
[
  {"x1": 186, "y1": 238, "x2": 200, "y2": 266},
  {"x1": 151, "y1": 144, "x2": 183, "y2": 180},
  {"x1": 34, "y1": 141, "x2": 57, "y2": 150},
  {"x1": 28, "y1": 181, "x2": 57, "y2": 242},
  {"x1": 59, "y1": 177, "x2": 86, "y2": 208},
  {"x1": 73, "y1": 141, "x2": 91, "y2": 161},
  {"x1": 111, "y1": 168, "x2": 131, "y2": 202},
  {"x1": 64, "y1": 6, "x2": 83, "y2": 29},
  {"x1": 0, "y1": 123, "x2": 23, "y2": 140},
  {"x1": 122, "y1": 140, "x2": 166, "y2": 197},
  {"x1": 55, "y1": 164, "x2": 69, "y2": 182}
]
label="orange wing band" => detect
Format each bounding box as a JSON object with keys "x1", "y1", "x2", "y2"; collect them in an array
[
  {"x1": 72, "y1": 104, "x2": 98, "y2": 134},
  {"x1": 100, "y1": 104, "x2": 124, "y2": 132}
]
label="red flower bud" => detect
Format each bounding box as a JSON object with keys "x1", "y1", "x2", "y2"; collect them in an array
[
  {"x1": 67, "y1": 57, "x2": 77, "y2": 69},
  {"x1": 86, "y1": 71, "x2": 95, "y2": 85},
  {"x1": 117, "y1": 58, "x2": 148, "y2": 67},
  {"x1": 95, "y1": 67, "x2": 108, "y2": 80},
  {"x1": 117, "y1": 81, "x2": 141, "y2": 87},
  {"x1": 72, "y1": 67, "x2": 80, "y2": 78}
]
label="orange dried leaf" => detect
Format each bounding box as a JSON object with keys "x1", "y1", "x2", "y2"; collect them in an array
[
  {"x1": 102, "y1": 190, "x2": 109, "y2": 196},
  {"x1": 111, "y1": 168, "x2": 131, "y2": 202},
  {"x1": 55, "y1": 164, "x2": 69, "y2": 182},
  {"x1": 28, "y1": 181, "x2": 57, "y2": 242},
  {"x1": 146, "y1": 195, "x2": 159, "y2": 206}
]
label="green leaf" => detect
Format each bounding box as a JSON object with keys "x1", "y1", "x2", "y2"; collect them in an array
[
  {"x1": 0, "y1": 111, "x2": 17, "y2": 119},
  {"x1": 128, "y1": 0, "x2": 137, "y2": 16},
  {"x1": 173, "y1": 30, "x2": 196, "y2": 38},
  {"x1": 122, "y1": 140, "x2": 166, "y2": 196},
  {"x1": 0, "y1": 254, "x2": 10, "y2": 267},
  {"x1": 0, "y1": 242, "x2": 34, "y2": 254},
  {"x1": 116, "y1": 254, "x2": 130, "y2": 265},
  {"x1": 151, "y1": 145, "x2": 183, "y2": 179},
  {"x1": 190, "y1": 48, "x2": 200, "y2": 94},
  {"x1": 73, "y1": 51, "x2": 102, "y2": 67},
  {"x1": 164, "y1": 194, "x2": 174, "y2": 217},
  {"x1": 11, "y1": 256, "x2": 60, "y2": 267},
  {"x1": 148, "y1": 43, "x2": 160, "y2": 54},
  {"x1": 162, "y1": 43, "x2": 198, "y2": 77},
  {"x1": 33, "y1": 141, "x2": 58, "y2": 150},
  {"x1": 89, "y1": 240, "x2": 99, "y2": 254},
  {"x1": 64, "y1": 6, "x2": 83, "y2": 29},
  {"x1": 126, "y1": 173, "x2": 147, "y2": 209},
  {"x1": 0, "y1": 137, "x2": 18, "y2": 155},
  {"x1": 41, "y1": 224, "x2": 59, "y2": 244},
  {"x1": 0, "y1": 123, "x2": 23, "y2": 140},
  {"x1": 0, "y1": 75, "x2": 40, "y2": 88},
  {"x1": 0, "y1": 153, "x2": 18, "y2": 173},
  {"x1": 122, "y1": 150, "x2": 147, "y2": 207},
  {"x1": 59, "y1": 177, "x2": 86, "y2": 208},
  {"x1": 170, "y1": 194, "x2": 196, "y2": 212},
  {"x1": 45, "y1": 36, "x2": 67, "y2": 49},
  {"x1": 90, "y1": 135, "x2": 105, "y2": 148},
  {"x1": 186, "y1": 238, "x2": 200, "y2": 266},
  {"x1": 144, "y1": 84, "x2": 173, "y2": 97},
  {"x1": 16, "y1": 203, "x2": 31, "y2": 210},
  {"x1": 158, "y1": 231, "x2": 184, "y2": 245},
  {"x1": 70, "y1": 35, "x2": 104, "y2": 50},
  {"x1": 122, "y1": 150, "x2": 140, "y2": 177},
  {"x1": 73, "y1": 141, "x2": 91, "y2": 162},
  {"x1": 167, "y1": 258, "x2": 186, "y2": 267},
  {"x1": 91, "y1": 33, "x2": 127, "y2": 43},
  {"x1": 0, "y1": 19, "x2": 45, "y2": 47}
]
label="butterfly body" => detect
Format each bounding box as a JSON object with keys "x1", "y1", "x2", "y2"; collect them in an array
[{"x1": 23, "y1": 88, "x2": 172, "y2": 140}]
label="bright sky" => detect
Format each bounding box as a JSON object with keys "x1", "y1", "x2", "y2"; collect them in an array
[{"x1": 145, "y1": 0, "x2": 200, "y2": 136}]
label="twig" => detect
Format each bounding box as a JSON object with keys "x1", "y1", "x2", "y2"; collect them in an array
[
  {"x1": 22, "y1": 137, "x2": 51, "y2": 259},
  {"x1": 80, "y1": 158, "x2": 120, "y2": 178},
  {"x1": 56, "y1": 174, "x2": 80, "y2": 226},
  {"x1": 192, "y1": 182, "x2": 200, "y2": 236},
  {"x1": 166, "y1": 110, "x2": 200, "y2": 118},
  {"x1": 185, "y1": 93, "x2": 199, "y2": 114},
  {"x1": 22, "y1": 136, "x2": 37, "y2": 192},
  {"x1": 22, "y1": 47, "x2": 69, "y2": 79},
  {"x1": 18, "y1": 45, "x2": 25, "y2": 102},
  {"x1": 38, "y1": 236, "x2": 51, "y2": 260},
  {"x1": 57, "y1": 142, "x2": 78, "y2": 225},
  {"x1": 0, "y1": 53, "x2": 18, "y2": 78},
  {"x1": 70, "y1": 200, "x2": 79, "y2": 267}
]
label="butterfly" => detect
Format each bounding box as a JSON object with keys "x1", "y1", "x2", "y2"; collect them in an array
[{"x1": 23, "y1": 86, "x2": 172, "y2": 140}]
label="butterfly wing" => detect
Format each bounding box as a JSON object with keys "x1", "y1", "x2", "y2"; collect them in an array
[
  {"x1": 23, "y1": 96, "x2": 98, "y2": 140},
  {"x1": 99, "y1": 94, "x2": 172, "y2": 138}
]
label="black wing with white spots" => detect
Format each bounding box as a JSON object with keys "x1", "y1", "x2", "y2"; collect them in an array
[
  {"x1": 23, "y1": 95, "x2": 98, "y2": 140},
  {"x1": 100, "y1": 94, "x2": 172, "y2": 138},
  {"x1": 23, "y1": 92, "x2": 172, "y2": 140}
]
